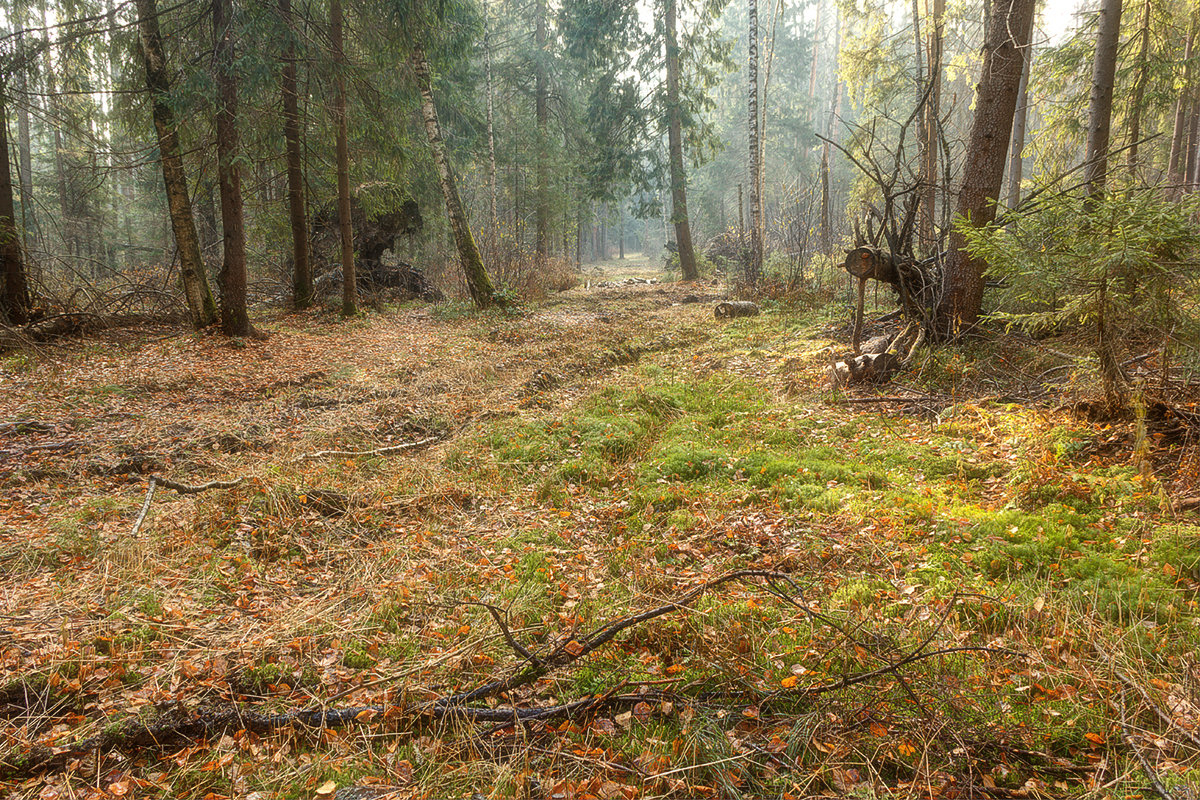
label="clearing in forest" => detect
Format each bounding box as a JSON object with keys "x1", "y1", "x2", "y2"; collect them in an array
[{"x1": 2, "y1": 268, "x2": 1199, "y2": 799}]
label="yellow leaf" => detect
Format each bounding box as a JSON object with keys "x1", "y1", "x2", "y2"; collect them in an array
[
  {"x1": 897, "y1": 741, "x2": 917, "y2": 757},
  {"x1": 780, "y1": 675, "x2": 797, "y2": 688},
  {"x1": 315, "y1": 780, "x2": 337, "y2": 796},
  {"x1": 1085, "y1": 732, "x2": 1105, "y2": 745},
  {"x1": 355, "y1": 708, "x2": 377, "y2": 723}
]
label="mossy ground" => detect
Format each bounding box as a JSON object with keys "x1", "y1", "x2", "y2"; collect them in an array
[{"x1": 2, "y1": 271, "x2": 1198, "y2": 798}]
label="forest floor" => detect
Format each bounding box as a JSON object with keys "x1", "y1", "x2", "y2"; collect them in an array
[{"x1": 2, "y1": 258, "x2": 1200, "y2": 799}]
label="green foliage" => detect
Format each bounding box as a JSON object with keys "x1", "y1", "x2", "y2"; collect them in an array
[{"x1": 963, "y1": 190, "x2": 1200, "y2": 392}]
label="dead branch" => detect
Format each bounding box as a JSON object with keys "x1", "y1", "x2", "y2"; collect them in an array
[
  {"x1": 0, "y1": 570, "x2": 1014, "y2": 780},
  {"x1": 1118, "y1": 687, "x2": 1177, "y2": 800},
  {"x1": 150, "y1": 476, "x2": 244, "y2": 494},
  {"x1": 292, "y1": 436, "x2": 439, "y2": 462},
  {"x1": 130, "y1": 478, "x2": 157, "y2": 536}
]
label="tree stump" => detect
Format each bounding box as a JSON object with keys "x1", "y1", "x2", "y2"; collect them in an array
[{"x1": 714, "y1": 300, "x2": 760, "y2": 319}]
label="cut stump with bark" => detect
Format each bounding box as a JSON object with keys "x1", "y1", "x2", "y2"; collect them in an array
[{"x1": 715, "y1": 301, "x2": 761, "y2": 319}]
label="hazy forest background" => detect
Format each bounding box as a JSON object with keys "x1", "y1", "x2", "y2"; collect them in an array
[{"x1": 4, "y1": 0, "x2": 1200, "y2": 796}]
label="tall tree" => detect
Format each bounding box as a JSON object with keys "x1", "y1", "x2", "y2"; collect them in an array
[
  {"x1": 1005, "y1": 44, "x2": 1031, "y2": 209},
  {"x1": 212, "y1": 0, "x2": 255, "y2": 336},
  {"x1": 134, "y1": 0, "x2": 217, "y2": 327},
  {"x1": 534, "y1": 0, "x2": 550, "y2": 267},
  {"x1": 935, "y1": 0, "x2": 1036, "y2": 334},
  {"x1": 919, "y1": 0, "x2": 944, "y2": 250},
  {"x1": 280, "y1": 0, "x2": 312, "y2": 309},
  {"x1": 747, "y1": 0, "x2": 762, "y2": 282},
  {"x1": 664, "y1": 0, "x2": 699, "y2": 281},
  {"x1": 1167, "y1": 20, "x2": 1196, "y2": 187},
  {"x1": 13, "y1": 11, "x2": 35, "y2": 245},
  {"x1": 411, "y1": 43, "x2": 498, "y2": 308},
  {"x1": 1083, "y1": 0, "x2": 1124, "y2": 197},
  {"x1": 1124, "y1": 0, "x2": 1152, "y2": 173},
  {"x1": 331, "y1": 0, "x2": 356, "y2": 317},
  {"x1": 0, "y1": 85, "x2": 32, "y2": 325}
]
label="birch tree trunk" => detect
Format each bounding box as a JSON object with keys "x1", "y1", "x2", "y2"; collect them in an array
[
  {"x1": 935, "y1": 0, "x2": 1035, "y2": 335},
  {"x1": 1005, "y1": 46, "x2": 1030, "y2": 210},
  {"x1": 280, "y1": 0, "x2": 312, "y2": 309},
  {"x1": 135, "y1": 0, "x2": 216, "y2": 327},
  {"x1": 1083, "y1": 0, "x2": 1124, "y2": 198},
  {"x1": 747, "y1": 0, "x2": 763, "y2": 282},
  {"x1": 212, "y1": 0, "x2": 255, "y2": 336},
  {"x1": 331, "y1": 0, "x2": 356, "y2": 317},
  {"x1": 411, "y1": 44, "x2": 497, "y2": 308},
  {"x1": 665, "y1": 0, "x2": 699, "y2": 281}
]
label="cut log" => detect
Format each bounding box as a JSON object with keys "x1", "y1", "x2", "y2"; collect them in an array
[
  {"x1": 830, "y1": 351, "x2": 902, "y2": 389},
  {"x1": 714, "y1": 300, "x2": 760, "y2": 319}
]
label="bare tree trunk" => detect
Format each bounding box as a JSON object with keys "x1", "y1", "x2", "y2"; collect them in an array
[
  {"x1": 936, "y1": 0, "x2": 1035, "y2": 335},
  {"x1": 411, "y1": 44, "x2": 497, "y2": 308},
  {"x1": 1188, "y1": 98, "x2": 1200, "y2": 190},
  {"x1": 1083, "y1": 0, "x2": 1124, "y2": 198},
  {"x1": 280, "y1": 0, "x2": 312, "y2": 309},
  {"x1": 41, "y1": 1, "x2": 71, "y2": 257},
  {"x1": 485, "y1": 0, "x2": 498, "y2": 248},
  {"x1": 1, "y1": 86, "x2": 31, "y2": 324},
  {"x1": 534, "y1": 0, "x2": 549, "y2": 267},
  {"x1": 330, "y1": 0, "x2": 356, "y2": 317},
  {"x1": 1005, "y1": 44, "x2": 1030, "y2": 209},
  {"x1": 135, "y1": 0, "x2": 216, "y2": 327},
  {"x1": 212, "y1": 0, "x2": 255, "y2": 336},
  {"x1": 807, "y1": 0, "x2": 822, "y2": 113},
  {"x1": 665, "y1": 0, "x2": 698, "y2": 282},
  {"x1": 919, "y1": 0, "x2": 944, "y2": 251},
  {"x1": 1125, "y1": 0, "x2": 1152, "y2": 174},
  {"x1": 1167, "y1": 22, "x2": 1196, "y2": 186},
  {"x1": 747, "y1": 0, "x2": 763, "y2": 282},
  {"x1": 14, "y1": 23, "x2": 35, "y2": 246}
]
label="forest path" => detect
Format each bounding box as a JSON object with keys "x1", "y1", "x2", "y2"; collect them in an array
[{"x1": 2, "y1": 269, "x2": 1164, "y2": 799}]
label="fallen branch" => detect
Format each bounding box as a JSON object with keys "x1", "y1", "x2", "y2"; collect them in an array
[
  {"x1": 150, "y1": 476, "x2": 244, "y2": 494},
  {"x1": 292, "y1": 437, "x2": 439, "y2": 462},
  {"x1": 0, "y1": 570, "x2": 1013, "y2": 780},
  {"x1": 129, "y1": 478, "x2": 157, "y2": 536},
  {"x1": 1118, "y1": 687, "x2": 1176, "y2": 800}
]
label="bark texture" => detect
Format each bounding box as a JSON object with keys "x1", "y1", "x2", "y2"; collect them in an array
[
  {"x1": 534, "y1": 0, "x2": 550, "y2": 267},
  {"x1": 212, "y1": 0, "x2": 254, "y2": 336},
  {"x1": 747, "y1": 0, "x2": 763, "y2": 282},
  {"x1": 664, "y1": 0, "x2": 699, "y2": 282},
  {"x1": 1167, "y1": 23, "x2": 1196, "y2": 186},
  {"x1": 0, "y1": 88, "x2": 31, "y2": 324},
  {"x1": 411, "y1": 44, "x2": 497, "y2": 308},
  {"x1": 935, "y1": 0, "x2": 1035, "y2": 335},
  {"x1": 1083, "y1": 0, "x2": 1124, "y2": 197},
  {"x1": 331, "y1": 0, "x2": 356, "y2": 317},
  {"x1": 1005, "y1": 46, "x2": 1030, "y2": 210},
  {"x1": 1125, "y1": 0, "x2": 1152, "y2": 173},
  {"x1": 280, "y1": 0, "x2": 312, "y2": 309},
  {"x1": 134, "y1": 0, "x2": 216, "y2": 327}
]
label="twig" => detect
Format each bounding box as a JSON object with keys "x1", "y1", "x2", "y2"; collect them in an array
[
  {"x1": 292, "y1": 437, "x2": 439, "y2": 462},
  {"x1": 1119, "y1": 687, "x2": 1176, "y2": 800},
  {"x1": 130, "y1": 477, "x2": 157, "y2": 536},
  {"x1": 1096, "y1": 645, "x2": 1200, "y2": 751}
]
